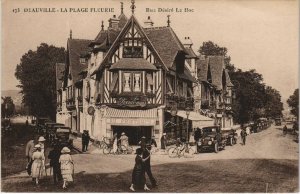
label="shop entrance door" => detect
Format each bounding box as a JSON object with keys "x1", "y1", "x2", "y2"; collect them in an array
[{"x1": 112, "y1": 126, "x2": 152, "y2": 145}]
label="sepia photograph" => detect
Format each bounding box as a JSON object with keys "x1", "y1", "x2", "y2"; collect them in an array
[{"x1": 1, "y1": 0, "x2": 299, "y2": 192}]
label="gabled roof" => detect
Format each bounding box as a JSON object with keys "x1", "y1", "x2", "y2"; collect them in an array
[
  {"x1": 91, "y1": 15, "x2": 168, "y2": 75},
  {"x1": 67, "y1": 38, "x2": 92, "y2": 83},
  {"x1": 118, "y1": 13, "x2": 128, "y2": 29},
  {"x1": 208, "y1": 56, "x2": 225, "y2": 90},
  {"x1": 109, "y1": 58, "x2": 157, "y2": 71},
  {"x1": 185, "y1": 47, "x2": 198, "y2": 59},
  {"x1": 91, "y1": 29, "x2": 120, "y2": 48},
  {"x1": 144, "y1": 26, "x2": 187, "y2": 68},
  {"x1": 224, "y1": 69, "x2": 234, "y2": 87},
  {"x1": 196, "y1": 58, "x2": 209, "y2": 82},
  {"x1": 56, "y1": 63, "x2": 65, "y2": 91}
]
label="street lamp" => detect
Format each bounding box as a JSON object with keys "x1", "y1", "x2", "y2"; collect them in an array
[{"x1": 186, "y1": 109, "x2": 191, "y2": 143}]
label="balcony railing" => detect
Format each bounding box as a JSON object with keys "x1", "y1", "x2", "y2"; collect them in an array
[
  {"x1": 77, "y1": 96, "x2": 83, "y2": 107},
  {"x1": 66, "y1": 98, "x2": 75, "y2": 110}
]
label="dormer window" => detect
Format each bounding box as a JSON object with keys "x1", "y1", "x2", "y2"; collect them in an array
[{"x1": 80, "y1": 57, "x2": 86, "y2": 64}]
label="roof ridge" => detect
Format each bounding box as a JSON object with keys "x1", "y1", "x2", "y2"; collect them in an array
[{"x1": 143, "y1": 26, "x2": 169, "y2": 30}]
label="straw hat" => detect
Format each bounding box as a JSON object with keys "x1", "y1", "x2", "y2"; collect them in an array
[
  {"x1": 61, "y1": 147, "x2": 71, "y2": 154},
  {"x1": 163, "y1": 133, "x2": 166, "y2": 135},
  {"x1": 38, "y1": 136, "x2": 46, "y2": 142},
  {"x1": 141, "y1": 136, "x2": 146, "y2": 139},
  {"x1": 121, "y1": 132, "x2": 125, "y2": 135}
]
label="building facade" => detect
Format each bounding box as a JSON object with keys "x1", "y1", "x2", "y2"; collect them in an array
[{"x1": 56, "y1": 2, "x2": 233, "y2": 145}]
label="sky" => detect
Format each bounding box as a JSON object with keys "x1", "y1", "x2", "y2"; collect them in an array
[{"x1": 2, "y1": 0, "x2": 299, "y2": 100}]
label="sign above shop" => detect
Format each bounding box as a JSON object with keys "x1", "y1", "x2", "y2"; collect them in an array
[{"x1": 116, "y1": 96, "x2": 147, "y2": 108}]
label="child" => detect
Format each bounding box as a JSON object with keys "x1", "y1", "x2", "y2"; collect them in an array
[
  {"x1": 130, "y1": 148, "x2": 150, "y2": 191},
  {"x1": 59, "y1": 147, "x2": 73, "y2": 189}
]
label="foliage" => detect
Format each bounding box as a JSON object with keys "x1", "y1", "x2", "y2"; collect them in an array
[
  {"x1": 1, "y1": 96, "x2": 15, "y2": 118},
  {"x1": 199, "y1": 41, "x2": 284, "y2": 124},
  {"x1": 15, "y1": 43, "x2": 65, "y2": 119},
  {"x1": 287, "y1": 89, "x2": 299, "y2": 119}
]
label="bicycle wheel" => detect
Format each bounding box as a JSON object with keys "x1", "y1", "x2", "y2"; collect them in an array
[
  {"x1": 103, "y1": 144, "x2": 111, "y2": 154},
  {"x1": 168, "y1": 147, "x2": 178, "y2": 158},
  {"x1": 120, "y1": 145, "x2": 128, "y2": 154},
  {"x1": 184, "y1": 147, "x2": 195, "y2": 158}
]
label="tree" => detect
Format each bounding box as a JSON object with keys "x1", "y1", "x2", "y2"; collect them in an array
[
  {"x1": 15, "y1": 43, "x2": 65, "y2": 119},
  {"x1": 264, "y1": 86, "x2": 283, "y2": 119},
  {"x1": 1, "y1": 96, "x2": 15, "y2": 118},
  {"x1": 287, "y1": 89, "x2": 299, "y2": 119}
]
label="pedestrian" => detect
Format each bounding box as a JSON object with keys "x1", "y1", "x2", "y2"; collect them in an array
[
  {"x1": 82, "y1": 130, "x2": 90, "y2": 152},
  {"x1": 119, "y1": 132, "x2": 129, "y2": 151},
  {"x1": 160, "y1": 133, "x2": 167, "y2": 150},
  {"x1": 112, "y1": 133, "x2": 118, "y2": 154},
  {"x1": 25, "y1": 135, "x2": 37, "y2": 175},
  {"x1": 59, "y1": 147, "x2": 74, "y2": 189},
  {"x1": 38, "y1": 136, "x2": 46, "y2": 155},
  {"x1": 194, "y1": 128, "x2": 201, "y2": 153},
  {"x1": 283, "y1": 125, "x2": 287, "y2": 135},
  {"x1": 48, "y1": 144, "x2": 62, "y2": 184},
  {"x1": 31, "y1": 144, "x2": 45, "y2": 185},
  {"x1": 150, "y1": 135, "x2": 157, "y2": 153},
  {"x1": 140, "y1": 137, "x2": 157, "y2": 188},
  {"x1": 130, "y1": 148, "x2": 151, "y2": 191},
  {"x1": 240, "y1": 128, "x2": 247, "y2": 145}
]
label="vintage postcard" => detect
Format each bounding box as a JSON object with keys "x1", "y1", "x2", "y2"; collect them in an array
[{"x1": 1, "y1": 0, "x2": 299, "y2": 192}]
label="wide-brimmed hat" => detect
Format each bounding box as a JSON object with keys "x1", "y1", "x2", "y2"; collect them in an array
[
  {"x1": 135, "y1": 148, "x2": 143, "y2": 155},
  {"x1": 38, "y1": 136, "x2": 46, "y2": 142},
  {"x1": 61, "y1": 147, "x2": 70, "y2": 154},
  {"x1": 141, "y1": 136, "x2": 146, "y2": 139},
  {"x1": 121, "y1": 132, "x2": 125, "y2": 135}
]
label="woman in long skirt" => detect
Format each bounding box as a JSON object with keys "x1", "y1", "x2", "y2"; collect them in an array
[
  {"x1": 59, "y1": 147, "x2": 74, "y2": 189},
  {"x1": 130, "y1": 148, "x2": 150, "y2": 191},
  {"x1": 112, "y1": 133, "x2": 118, "y2": 154},
  {"x1": 31, "y1": 144, "x2": 45, "y2": 185}
]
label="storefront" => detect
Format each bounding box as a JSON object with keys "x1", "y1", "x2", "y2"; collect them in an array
[{"x1": 104, "y1": 107, "x2": 161, "y2": 145}]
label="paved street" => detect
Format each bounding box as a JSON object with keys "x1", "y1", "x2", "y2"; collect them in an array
[{"x1": 1, "y1": 124, "x2": 298, "y2": 192}]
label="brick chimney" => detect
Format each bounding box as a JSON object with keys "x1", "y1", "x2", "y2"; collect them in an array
[
  {"x1": 144, "y1": 16, "x2": 154, "y2": 27},
  {"x1": 108, "y1": 15, "x2": 120, "y2": 30},
  {"x1": 183, "y1": 37, "x2": 193, "y2": 48}
]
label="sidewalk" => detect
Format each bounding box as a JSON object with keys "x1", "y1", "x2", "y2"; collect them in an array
[{"x1": 72, "y1": 135, "x2": 102, "y2": 154}]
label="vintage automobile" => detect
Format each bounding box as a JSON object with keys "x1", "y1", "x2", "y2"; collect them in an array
[
  {"x1": 52, "y1": 126, "x2": 73, "y2": 148},
  {"x1": 44, "y1": 122, "x2": 64, "y2": 140},
  {"x1": 198, "y1": 126, "x2": 227, "y2": 153},
  {"x1": 221, "y1": 128, "x2": 238, "y2": 146}
]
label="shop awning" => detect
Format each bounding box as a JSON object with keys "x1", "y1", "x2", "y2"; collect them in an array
[
  {"x1": 106, "y1": 108, "x2": 157, "y2": 118},
  {"x1": 176, "y1": 110, "x2": 214, "y2": 121}
]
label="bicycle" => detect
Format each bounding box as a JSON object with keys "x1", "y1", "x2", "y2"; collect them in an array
[
  {"x1": 103, "y1": 143, "x2": 133, "y2": 155},
  {"x1": 168, "y1": 142, "x2": 195, "y2": 158},
  {"x1": 94, "y1": 137, "x2": 110, "y2": 149}
]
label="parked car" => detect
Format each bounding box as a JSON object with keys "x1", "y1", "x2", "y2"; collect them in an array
[
  {"x1": 44, "y1": 122, "x2": 64, "y2": 140},
  {"x1": 52, "y1": 126, "x2": 73, "y2": 148},
  {"x1": 221, "y1": 128, "x2": 238, "y2": 146},
  {"x1": 198, "y1": 126, "x2": 227, "y2": 153}
]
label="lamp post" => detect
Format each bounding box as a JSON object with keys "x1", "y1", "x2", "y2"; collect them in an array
[{"x1": 186, "y1": 109, "x2": 190, "y2": 143}]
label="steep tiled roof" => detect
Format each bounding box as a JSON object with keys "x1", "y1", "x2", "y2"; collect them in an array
[
  {"x1": 196, "y1": 58, "x2": 209, "y2": 82},
  {"x1": 118, "y1": 13, "x2": 128, "y2": 29},
  {"x1": 185, "y1": 47, "x2": 197, "y2": 58},
  {"x1": 109, "y1": 58, "x2": 157, "y2": 71},
  {"x1": 225, "y1": 69, "x2": 234, "y2": 87},
  {"x1": 56, "y1": 63, "x2": 65, "y2": 90},
  {"x1": 208, "y1": 56, "x2": 224, "y2": 90},
  {"x1": 92, "y1": 29, "x2": 120, "y2": 48},
  {"x1": 178, "y1": 66, "x2": 196, "y2": 82},
  {"x1": 144, "y1": 26, "x2": 186, "y2": 68},
  {"x1": 68, "y1": 39, "x2": 92, "y2": 83}
]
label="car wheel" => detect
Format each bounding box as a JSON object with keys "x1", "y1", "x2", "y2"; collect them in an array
[{"x1": 214, "y1": 143, "x2": 219, "y2": 153}]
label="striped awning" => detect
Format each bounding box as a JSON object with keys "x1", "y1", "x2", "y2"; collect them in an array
[{"x1": 106, "y1": 108, "x2": 157, "y2": 118}]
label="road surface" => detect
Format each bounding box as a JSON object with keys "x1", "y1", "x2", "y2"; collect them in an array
[{"x1": 2, "y1": 124, "x2": 298, "y2": 192}]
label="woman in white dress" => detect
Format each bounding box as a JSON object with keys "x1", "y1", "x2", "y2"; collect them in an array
[
  {"x1": 31, "y1": 144, "x2": 45, "y2": 185},
  {"x1": 59, "y1": 147, "x2": 74, "y2": 189}
]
